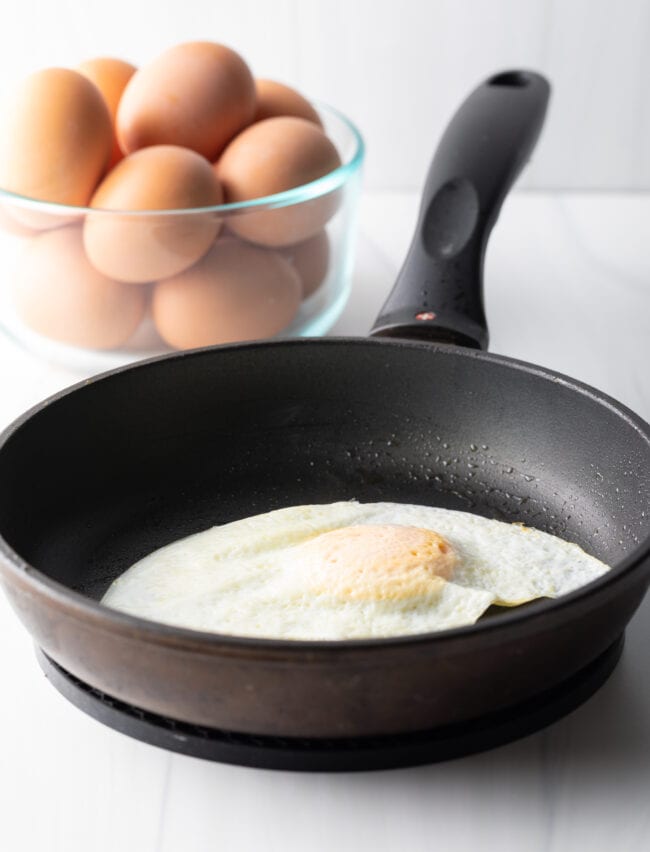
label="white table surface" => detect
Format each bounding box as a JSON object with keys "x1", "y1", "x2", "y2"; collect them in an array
[{"x1": 0, "y1": 190, "x2": 648, "y2": 852}]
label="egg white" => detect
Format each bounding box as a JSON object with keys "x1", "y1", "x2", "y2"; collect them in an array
[{"x1": 101, "y1": 501, "x2": 610, "y2": 640}]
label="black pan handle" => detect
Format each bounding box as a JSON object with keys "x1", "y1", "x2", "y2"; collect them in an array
[{"x1": 370, "y1": 70, "x2": 550, "y2": 349}]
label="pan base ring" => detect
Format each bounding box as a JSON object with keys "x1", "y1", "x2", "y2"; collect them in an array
[{"x1": 36, "y1": 636, "x2": 623, "y2": 773}]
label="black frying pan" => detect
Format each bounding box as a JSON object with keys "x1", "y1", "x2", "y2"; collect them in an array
[{"x1": 0, "y1": 71, "x2": 648, "y2": 772}]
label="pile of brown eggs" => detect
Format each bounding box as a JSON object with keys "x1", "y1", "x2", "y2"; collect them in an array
[{"x1": 0, "y1": 42, "x2": 343, "y2": 350}]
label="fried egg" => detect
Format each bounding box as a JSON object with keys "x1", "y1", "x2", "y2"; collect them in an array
[{"x1": 101, "y1": 501, "x2": 611, "y2": 639}]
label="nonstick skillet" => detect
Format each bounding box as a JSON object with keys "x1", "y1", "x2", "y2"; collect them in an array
[{"x1": 0, "y1": 71, "x2": 648, "y2": 772}]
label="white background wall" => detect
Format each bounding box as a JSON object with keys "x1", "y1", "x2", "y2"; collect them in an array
[{"x1": 1, "y1": 0, "x2": 648, "y2": 191}]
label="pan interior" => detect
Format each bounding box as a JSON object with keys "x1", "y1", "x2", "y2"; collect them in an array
[{"x1": 0, "y1": 341, "x2": 647, "y2": 603}]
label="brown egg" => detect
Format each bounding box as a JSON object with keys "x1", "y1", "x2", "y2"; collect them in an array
[
  {"x1": 152, "y1": 238, "x2": 301, "y2": 349},
  {"x1": 0, "y1": 68, "x2": 112, "y2": 227},
  {"x1": 78, "y1": 57, "x2": 137, "y2": 170},
  {"x1": 13, "y1": 226, "x2": 147, "y2": 349},
  {"x1": 117, "y1": 42, "x2": 255, "y2": 160},
  {"x1": 0, "y1": 205, "x2": 37, "y2": 238},
  {"x1": 216, "y1": 117, "x2": 341, "y2": 246},
  {"x1": 254, "y1": 79, "x2": 322, "y2": 127},
  {"x1": 84, "y1": 145, "x2": 223, "y2": 283},
  {"x1": 281, "y1": 230, "x2": 330, "y2": 298}
]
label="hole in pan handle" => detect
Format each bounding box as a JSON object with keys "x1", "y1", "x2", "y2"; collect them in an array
[{"x1": 370, "y1": 69, "x2": 551, "y2": 350}]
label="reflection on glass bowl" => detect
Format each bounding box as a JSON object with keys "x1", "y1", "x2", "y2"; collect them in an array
[{"x1": 0, "y1": 102, "x2": 364, "y2": 372}]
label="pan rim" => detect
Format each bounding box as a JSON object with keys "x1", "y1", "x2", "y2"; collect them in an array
[{"x1": 0, "y1": 336, "x2": 648, "y2": 654}]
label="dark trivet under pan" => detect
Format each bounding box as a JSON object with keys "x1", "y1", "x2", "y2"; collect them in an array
[{"x1": 37, "y1": 636, "x2": 623, "y2": 773}]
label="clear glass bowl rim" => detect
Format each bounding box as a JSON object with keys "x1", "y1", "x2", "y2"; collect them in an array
[{"x1": 0, "y1": 101, "x2": 365, "y2": 218}]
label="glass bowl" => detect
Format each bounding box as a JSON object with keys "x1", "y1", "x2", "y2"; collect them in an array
[{"x1": 0, "y1": 103, "x2": 364, "y2": 372}]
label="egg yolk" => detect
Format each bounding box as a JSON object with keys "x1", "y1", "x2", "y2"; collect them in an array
[{"x1": 294, "y1": 524, "x2": 457, "y2": 602}]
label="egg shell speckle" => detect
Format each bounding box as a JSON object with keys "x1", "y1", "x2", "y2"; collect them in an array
[{"x1": 117, "y1": 41, "x2": 255, "y2": 160}]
